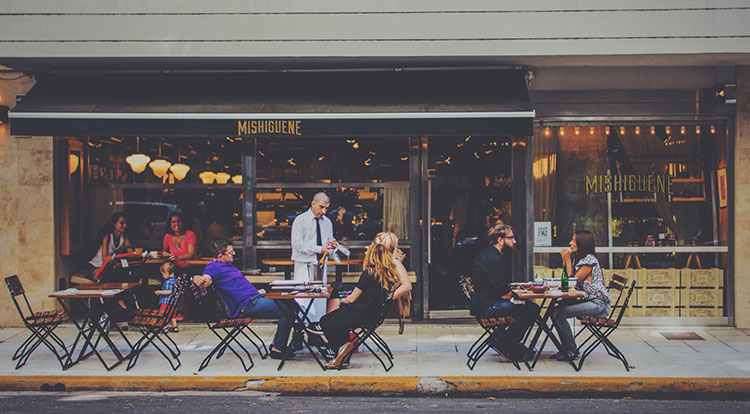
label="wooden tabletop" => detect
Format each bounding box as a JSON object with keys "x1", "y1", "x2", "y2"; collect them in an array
[
  {"x1": 145, "y1": 258, "x2": 214, "y2": 266},
  {"x1": 512, "y1": 289, "x2": 585, "y2": 300},
  {"x1": 261, "y1": 259, "x2": 361, "y2": 266},
  {"x1": 265, "y1": 286, "x2": 333, "y2": 299},
  {"x1": 50, "y1": 283, "x2": 140, "y2": 299}
]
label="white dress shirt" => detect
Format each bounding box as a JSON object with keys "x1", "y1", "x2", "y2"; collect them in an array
[{"x1": 291, "y1": 208, "x2": 334, "y2": 263}]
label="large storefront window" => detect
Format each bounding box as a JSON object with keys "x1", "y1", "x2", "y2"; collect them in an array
[
  {"x1": 85, "y1": 136, "x2": 244, "y2": 262},
  {"x1": 533, "y1": 123, "x2": 729, "y2": 318}
]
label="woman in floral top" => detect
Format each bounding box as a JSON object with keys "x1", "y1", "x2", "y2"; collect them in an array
[{"x1": 552, "y1": 230, "x2": 611, "y2": 361}]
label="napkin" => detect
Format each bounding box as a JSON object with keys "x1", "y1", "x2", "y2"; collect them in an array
[{"x1": 100, "y1": 289, "x2": 121, "y2": 296}]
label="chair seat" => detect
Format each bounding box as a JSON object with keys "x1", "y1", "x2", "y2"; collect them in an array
[
  {"x1": 578, "y1": 316, "x2": 616, "y2": 327},
  {"x1": 28, "y1": 313, "x2": 68, "y2": 326},
  {"x1": 26, "y1": 310, "x2": 66, "y2": 320},
  {"x1": 214, "y1": 317, "x2": 253, "y2": 328},
  {"x1": 479, "y1": 316, "x2": 516, "y2": 328},
  {"x1": 129, "y1": 316, "x2": 165, "y2": 328},
  {"x1": 134, "y1": 308, "x2": 166, "y2": 317}
]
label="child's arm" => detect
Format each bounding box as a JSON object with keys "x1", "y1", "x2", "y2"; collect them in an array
[{"x1": 154, "y1": 289, "x2": 172, "y2": 295}]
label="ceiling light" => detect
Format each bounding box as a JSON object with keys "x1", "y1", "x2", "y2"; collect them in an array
[
  {"x1": 126, "y1": 137, "x2": 150, "y2": 174},
  {"x1": 215, "y1": 172, "x2": 231, "y2": 184},
  {"x1": 169, "y1": 163, "x2": 190, "y2": 181},
  {"x1": 199, "y1": 171, "x2": 216, "y2": 184},
  {"x1": 231, "y1": 175, "x2": 242, "y2": 184}
]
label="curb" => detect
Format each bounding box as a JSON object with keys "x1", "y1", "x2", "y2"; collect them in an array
[{"x1": 2, "y1": 375, "x2": 750, "y2": 396}]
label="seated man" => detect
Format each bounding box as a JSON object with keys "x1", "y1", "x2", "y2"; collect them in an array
[
  {"x1": 193, "y1": 239, "x2": 292, "y2": 359},
  {"x1": 471, "y1": 224, "x2": 538, "y2": 361}
]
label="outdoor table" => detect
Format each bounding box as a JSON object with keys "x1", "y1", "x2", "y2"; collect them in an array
[
  {"x1": 49, "y1": 283, "x2": 139, "y2": 370},
  {"x1": 512, "y1": 288, "x2": 585, "y2": 371},
  {"x1": 144, "y1": 257, "x2": 213, "y2": 266},
  {"x1": 265, "y1": 286, "x2": 333, "y2": 371},
  {"x1": 261, "y1": 259, "x2": 361, "y2": 282}
]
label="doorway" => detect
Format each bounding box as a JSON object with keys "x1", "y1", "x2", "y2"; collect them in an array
[{"x1": 423, "y1": 135, "x2": 529, "y2": 316}]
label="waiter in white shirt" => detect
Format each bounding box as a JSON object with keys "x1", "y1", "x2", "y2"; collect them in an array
[{"x1": 291, "y1": 192, "x2": 336, "y2": 322}]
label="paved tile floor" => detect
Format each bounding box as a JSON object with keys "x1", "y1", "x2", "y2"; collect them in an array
[{"x1": 1, "y1": 322, "x2": 749, "y2": 378}]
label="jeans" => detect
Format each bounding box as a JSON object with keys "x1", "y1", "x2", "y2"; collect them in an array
[
  {"x1": 552, "y1": 299, "x2": 610, "y2": 352},
  {"x1": 484, "y1": 299, "x2": 539, "y2": 346},
  {"x1": 238, "y1": 294, "x2": 293, "y2": 351}
]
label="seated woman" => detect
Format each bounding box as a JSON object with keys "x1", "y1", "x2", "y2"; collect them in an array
[
  {"x1": 326, "y1": 231, "x2": 411, "y2": 313},
  {"x1": 88, "y1": 212, "x2": 132, "y2": 282},
  {"x1": 320, "y1": 243, "x2": 400, "y2": 369},
  {"x1": 551, "y1": 230, "x2": 612, "y2": 361},
  {"x1": 161, "y1": 212, "x2": 197, "y2": 269}
]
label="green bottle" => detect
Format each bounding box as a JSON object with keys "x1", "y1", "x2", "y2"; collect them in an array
[{"x1": 561, "y1": 265, "x2": 569, "y2": 292}]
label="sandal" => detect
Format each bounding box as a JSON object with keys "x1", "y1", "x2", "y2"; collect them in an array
[{"x1": 167, "y1": 326, "x2": 179, "y2": 333}]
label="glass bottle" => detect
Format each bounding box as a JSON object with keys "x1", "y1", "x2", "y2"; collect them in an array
[{"x1": 560, "y1": 264, "x2": 569, "y2": 293}]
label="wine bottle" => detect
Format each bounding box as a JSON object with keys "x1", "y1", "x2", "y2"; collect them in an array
[{"x1": 561, "y1": 265, "x2": 569, "y2": 293}]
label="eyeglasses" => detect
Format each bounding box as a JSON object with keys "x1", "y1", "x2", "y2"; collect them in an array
[{"x1": 504, "y1": 236, "x2": 516, "y2": 240}]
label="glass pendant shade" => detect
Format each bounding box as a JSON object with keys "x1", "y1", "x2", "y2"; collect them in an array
[
  {"x1": 169, "y1": 163, "x2": 190, "y2": 181},
  {"x1": 231, "y1": 174, "x2": 242, "y2": 184},
  {"x1": 126, "y1": 153, "x2": 151, "y2": 174},
  {"x1": 149, "y1": 159, "x2": 172, "y2": 178},
  {"x1": 69, "y1": 154, "x2": 80, "y2": 174},
  {"x1": 199, "y1": 171, "x2": 216, "y2": 184},
  {"x1": 215, "y1": 172, "x2": 231, "y2": 184}
]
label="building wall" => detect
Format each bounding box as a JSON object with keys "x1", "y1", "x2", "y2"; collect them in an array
[
  {"x1": 734, "y1": 66, "x2": 750, "y2": 328},
  {"x1": 0, "y1": 74, "x2": 55, "y2": 326},
  {"x1": 0, "y1": 1, "x2": 748, "y2": 63}
]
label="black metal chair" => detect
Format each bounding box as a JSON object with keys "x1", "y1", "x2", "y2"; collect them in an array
[
  {"x1": 459, "y1": 275, "x2": 520, "y2": 370},
  {"x1": 574, "y1": 274, "x2": 636, "y2": 371},
  {"x1": 5, "y1": 275, "x2": 71, "y2": 369},
  {"x1": 328, "y1": 292, "x2": 395, "y2": 372},
  {"x1": 192, "y1": 284, "x2": 268, "y2": 372},
  {"x1": 125, "y1": 274, "x2": 190, "y2": 371}
]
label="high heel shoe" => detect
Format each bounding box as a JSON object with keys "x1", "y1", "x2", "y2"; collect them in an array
[{"x1": 323, "y1": 341, "x2": 356, "y2": 369}]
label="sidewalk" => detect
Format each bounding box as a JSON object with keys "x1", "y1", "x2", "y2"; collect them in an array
[{"x1": 1, "y1": 322, "x2": 749, "y2": 396}]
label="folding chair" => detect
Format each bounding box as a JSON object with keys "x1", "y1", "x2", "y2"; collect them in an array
[
  {"x1": 192, "y1": 284, "x2": 268, "y2": 372},
  {"x1": 5, "y1": 275, "x2": 71, "y2": 369},
  {"x1": 328, "y1": 292, "x2": 395, "y2": 372},
  {"x1": 125, "y1": 274, "x2": 189, "y2": 371},
  {"x1": 459, "y1": 275, "x2": 520, "y2": 370},
  {"x1": 574, "y1": 274, "x2": 636, "y2": 371}
]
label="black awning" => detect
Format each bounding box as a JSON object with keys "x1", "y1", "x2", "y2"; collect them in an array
[{"x1": 10, "y1": 70, "x2": 534, "y2": 137}]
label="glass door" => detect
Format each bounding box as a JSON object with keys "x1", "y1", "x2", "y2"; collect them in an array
[{"x1": 425, "y1": 136, "x2": 517, "y2": 313}]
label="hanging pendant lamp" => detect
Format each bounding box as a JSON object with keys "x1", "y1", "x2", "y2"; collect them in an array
[
  {"x1": 149, "y1": 139, "x2": 172, "y2": 178},
  {"x1": 126, "y1": 137, "x2": 151, "y2": 174}
]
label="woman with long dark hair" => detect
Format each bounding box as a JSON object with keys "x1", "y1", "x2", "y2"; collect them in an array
[
  {"x1": 89, "y1": 212, "x2": 131, "y2": 270},
  {"x1": 160, "y1": 212, "x2": 197, "y2": 268},
  {"x1": 551, "y1": 230, "x2": 611, "y2": 361}
]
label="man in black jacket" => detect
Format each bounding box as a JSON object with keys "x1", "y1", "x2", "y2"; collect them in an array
[{"x1": 471, "y1": 224, "x2": 537, "y2": 360}]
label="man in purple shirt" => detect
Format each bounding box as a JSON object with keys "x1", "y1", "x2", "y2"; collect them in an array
[{"x1": 193, "y1": 239, "x2": 291, "y2": 358}]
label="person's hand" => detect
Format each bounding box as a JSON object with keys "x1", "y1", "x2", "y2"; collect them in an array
[
  {"x1": 257, "y1": 289, "x2": 266, "y2": 295},
  {"x1": 560, "y1": 249, "x2": 572, "y2": 263},
  {"x1": 326, "y1": 239, "x2": 337, "y2": 249},
  {"x1": 168, "y1": 253, "x2": 177, "y2": 261}
]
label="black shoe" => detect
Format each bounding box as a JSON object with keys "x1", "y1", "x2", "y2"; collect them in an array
[
  {"x1": 269, "y1": 349, "x2": 287, "y2": 360},
  {"x1": 489, "y1": 340, "x2": 516, "y2": 362},
  {"x1": 306, "y1": 322, "x2": 324, "y2": 334},
  {"x1": 555, "y1": 350, "x2": 579, "y2": 361},
  {"x1": 291, "y1": 341, "x2": 304, "y2": 352}
]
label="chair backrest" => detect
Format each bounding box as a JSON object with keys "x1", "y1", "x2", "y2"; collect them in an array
[
  {"x1": 159, "y1": 274, "x2": 190, "y2": 321},
  {"x1": 191, "y1": 284, "x2": 226, "y2": 324},
  {"x1": 459, "y1": 275, "x2": 475, "y2": 301},
  {"x1": 5, "y1": 275, "x2": 34, "y2": 321},
  {"x1": 606, "y1": 273, "x2": 636, "y2": 325}
]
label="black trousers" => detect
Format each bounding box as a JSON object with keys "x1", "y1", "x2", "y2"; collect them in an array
[{"x1": 320, "y1": 304, "x2": 366, "y2": 352}]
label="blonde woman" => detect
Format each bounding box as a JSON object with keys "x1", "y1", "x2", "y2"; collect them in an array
[
  {"x1": 320, "y1": 243, "x2": 400, "y2": 368},
  {"x1": 373, "y1": 232, "x2": 412, "y2": 300}
]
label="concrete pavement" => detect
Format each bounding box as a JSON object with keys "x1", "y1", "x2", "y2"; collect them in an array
[{"x1": 1, "y1": 322, "x2": 749, "y2": 396}]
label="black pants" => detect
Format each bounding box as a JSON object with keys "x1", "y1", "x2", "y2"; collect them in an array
[{"x1": 320, "y1": 304, "x2": 366, "y2": 352}]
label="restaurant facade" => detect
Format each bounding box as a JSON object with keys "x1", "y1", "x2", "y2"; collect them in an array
[{"x1": 0, "y1": 2, "x2": 748, "y2": 327}]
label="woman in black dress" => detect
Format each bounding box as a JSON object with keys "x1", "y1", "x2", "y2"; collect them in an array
[{"x1": 320, "y1": 243, "x2": 401, "y2": 368}]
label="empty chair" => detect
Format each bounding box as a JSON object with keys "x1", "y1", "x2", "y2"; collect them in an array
[{"x1": 5, "y1": 275, "x2": 71, "y2": 369}]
